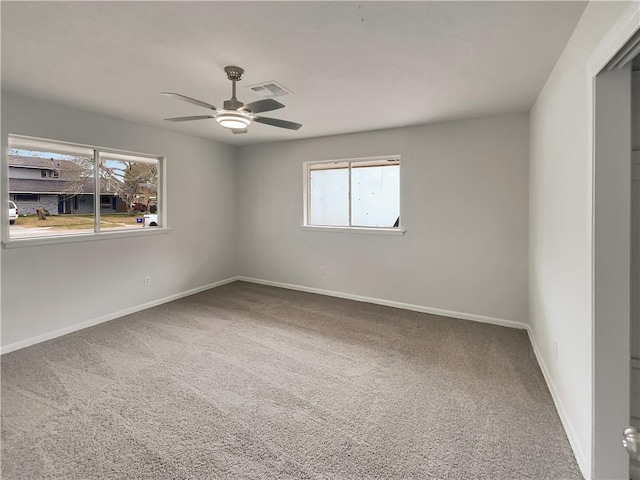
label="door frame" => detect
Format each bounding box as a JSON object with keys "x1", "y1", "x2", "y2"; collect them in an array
[{"x1": 589, "y1": 4, "x2": 640, "y2": 479}]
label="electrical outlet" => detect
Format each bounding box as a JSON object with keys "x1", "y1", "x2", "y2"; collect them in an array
[
  {"x1": 319, "y1": 267, "x2": 325, "y2": 275},
  {"x1": 144, "y1": 276, "x2": 151, "y2": 287}
]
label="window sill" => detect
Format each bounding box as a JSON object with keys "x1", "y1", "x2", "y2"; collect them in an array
[
  {"x1": 2, "y1": 227, "x2": 171, "y2": 248},
  {"x1": 301, "y1": 225, "x2": 405, "y2": 236}
]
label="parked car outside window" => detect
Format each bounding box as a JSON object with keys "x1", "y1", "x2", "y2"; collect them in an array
[
  {"x1": 8, "y1": 201, "x2": 18, "y2": 225},
  {"x1": 143, "y1": 214, "x2": 158, "y2": 227}
]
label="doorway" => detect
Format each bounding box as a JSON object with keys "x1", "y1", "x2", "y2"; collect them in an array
[
  {"x1": 592, "y1": 19, "x2": 640, "y2": 479},
  {"x1": 631, "y1": 59, "x2": 640, "y2": 480}
]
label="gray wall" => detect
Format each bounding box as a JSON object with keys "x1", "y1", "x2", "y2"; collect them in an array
[
  {"x1": 236, "y1": 112, "x2": 530, "y2": 324},
  {"x1": 1, "y1": 92, "x2": 237, "y2": 347}
]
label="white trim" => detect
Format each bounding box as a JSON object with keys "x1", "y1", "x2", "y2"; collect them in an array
[
  {"x1": 236, "y1": 276, "x2": 527, "y2": 330},
  {"x1": 305, "y1": 154, "x2": 401, "y2": 166},
  {"x1": 0, "y1": 276, "x2": 238, "y2": 354},
  {"x1": 1, "y1": 273, "x2": 529, "y2": 355},
  {"x1": 632, "y1": 414, "x2": 640, "y2": 480},
  {"x1": 589, "y1": 6, "x2": 640, "y2": 76},
  {"x1": 527, "y1": 328, "x2": 589, "y2": 478},
  {"x1": 303, "y1": 154, "x2": 402, "y2": 231},
  {"x1": 300, "y1": 225, "x2": 404, "y2": 236},
  {"x1": 588, "y1": 4, "x2": 640, "y2": 479},
  {"x1": 603, "y1": 29, "x2": 640, "y2": 71},
  {"x1": 93, "y1": 149, "x2": 101, "y2": 233},
  {"x1": 2, "y1": 227, "x2": 172, "y2": 248}
]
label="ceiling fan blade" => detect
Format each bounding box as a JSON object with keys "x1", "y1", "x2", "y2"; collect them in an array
[
  {"x1": 232, "y1": 128, "x2": 248, "y2": 135},
  {"x1": 253, "y1": 116, "x2": 302, "y2": 130},
  {"x1": 164, "y1": 115, "x2": 215, "y2": 122},
  {"x1": 240, "y1": 99, "x2": 285, "y2": 114},
  {"x1": 161, "y1": 92, "x2": 218, "y2": 111}
]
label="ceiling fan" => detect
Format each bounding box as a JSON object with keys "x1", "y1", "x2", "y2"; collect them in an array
[{"x1": 162, "y1": 66, "x2": 302, "y2": 135}]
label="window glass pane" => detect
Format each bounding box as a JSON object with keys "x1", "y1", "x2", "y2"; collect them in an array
[
  {"x1": 98, "y1": 154, "x2": 159, "y2": 231},
  {"x1": 309, "y1": 162, "x2": 349, "y2": 226},
  {"x1": 8, "y1": 147, "x2": 95, "y2": 239},
  {"x1": 351, "y1": 164, "x2": 400, "y2": 227}
]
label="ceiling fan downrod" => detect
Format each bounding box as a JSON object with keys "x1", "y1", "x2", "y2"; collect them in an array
[{"x1": 224, "y1": 66, "x2": 244, "y2": 110}]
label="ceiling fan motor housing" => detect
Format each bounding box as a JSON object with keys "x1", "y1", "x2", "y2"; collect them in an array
[
  {"x1": 224, "y1": 66, "x2": 244, "y2": 82},
  {"x1": 223, "y1": 98, "x2": 244, "y2": 110}
]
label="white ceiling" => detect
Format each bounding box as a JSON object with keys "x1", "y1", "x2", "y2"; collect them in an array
[{"x1": 1, "y1": 1, "x2": 587, "y2": 146}]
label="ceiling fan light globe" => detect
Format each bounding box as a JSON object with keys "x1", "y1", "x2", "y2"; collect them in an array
[
  {"x1": 219, "y1": 119, "x2": 248, "y2": 129},
  {"x1": 216, "y1": 113, "x2": 251, "y2": 129}
]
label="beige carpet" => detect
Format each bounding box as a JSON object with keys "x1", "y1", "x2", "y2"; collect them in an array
[{"x1": 1, "y1": 281, "x2": 581, "y2": 479}]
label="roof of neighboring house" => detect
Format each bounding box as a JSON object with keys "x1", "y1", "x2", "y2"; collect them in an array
[
  {"x1": 8, "y1": 155, "x2": 77, "y2": 170},
  {"x1": 9, "y1": 178, "x2": 79, "y2": 194},
  {"x1": 8, "y1": 178, "x2": 123, "y2": 195}
]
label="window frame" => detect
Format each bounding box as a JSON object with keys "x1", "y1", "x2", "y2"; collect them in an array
[
  {"x1": 3, "y1": 134, "x2": 169, "y2": 248},
  {"x1": 302, "y1": 155, "x2": 404, "y2": 235}
]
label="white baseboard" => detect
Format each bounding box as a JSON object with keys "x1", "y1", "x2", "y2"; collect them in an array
[
  {"x1": 527, "y1": 328, "x2": 589, "y2": 479},
  {"x1": 2, "y1": 275, "x2": 526, "y2": 354},
  {"x1": 0, "y1": 276, "x2": 239, "y2": 355},
  {"x1": 236, "y1": 276, "x2": 528, "y2": 330}
]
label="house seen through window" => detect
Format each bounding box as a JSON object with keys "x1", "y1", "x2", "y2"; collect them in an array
[
  {"x1": 306, "y1": 156, "x2": 400, "y2": 228},
  {"x1": 7, "y1": 135, "x2": 162, "y2": 240}
]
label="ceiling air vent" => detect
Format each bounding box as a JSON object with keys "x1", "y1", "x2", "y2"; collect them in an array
[{"x1": 246, "y1": 81, "x2": 292, "y2": 99}]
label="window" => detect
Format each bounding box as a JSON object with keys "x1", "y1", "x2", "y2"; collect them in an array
[
  {"x1": 15, "y1": 194, "x2": 40, "y2": 202},
  {"x1": 305, "y1": 156, "x2": 400, "y2": 229},
  {"x1": 40, "y1": 169, "x2": 59, "y2": 178},
  {"x1": 6, "y1": 134, "x2": 163, "y2": 242}
]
